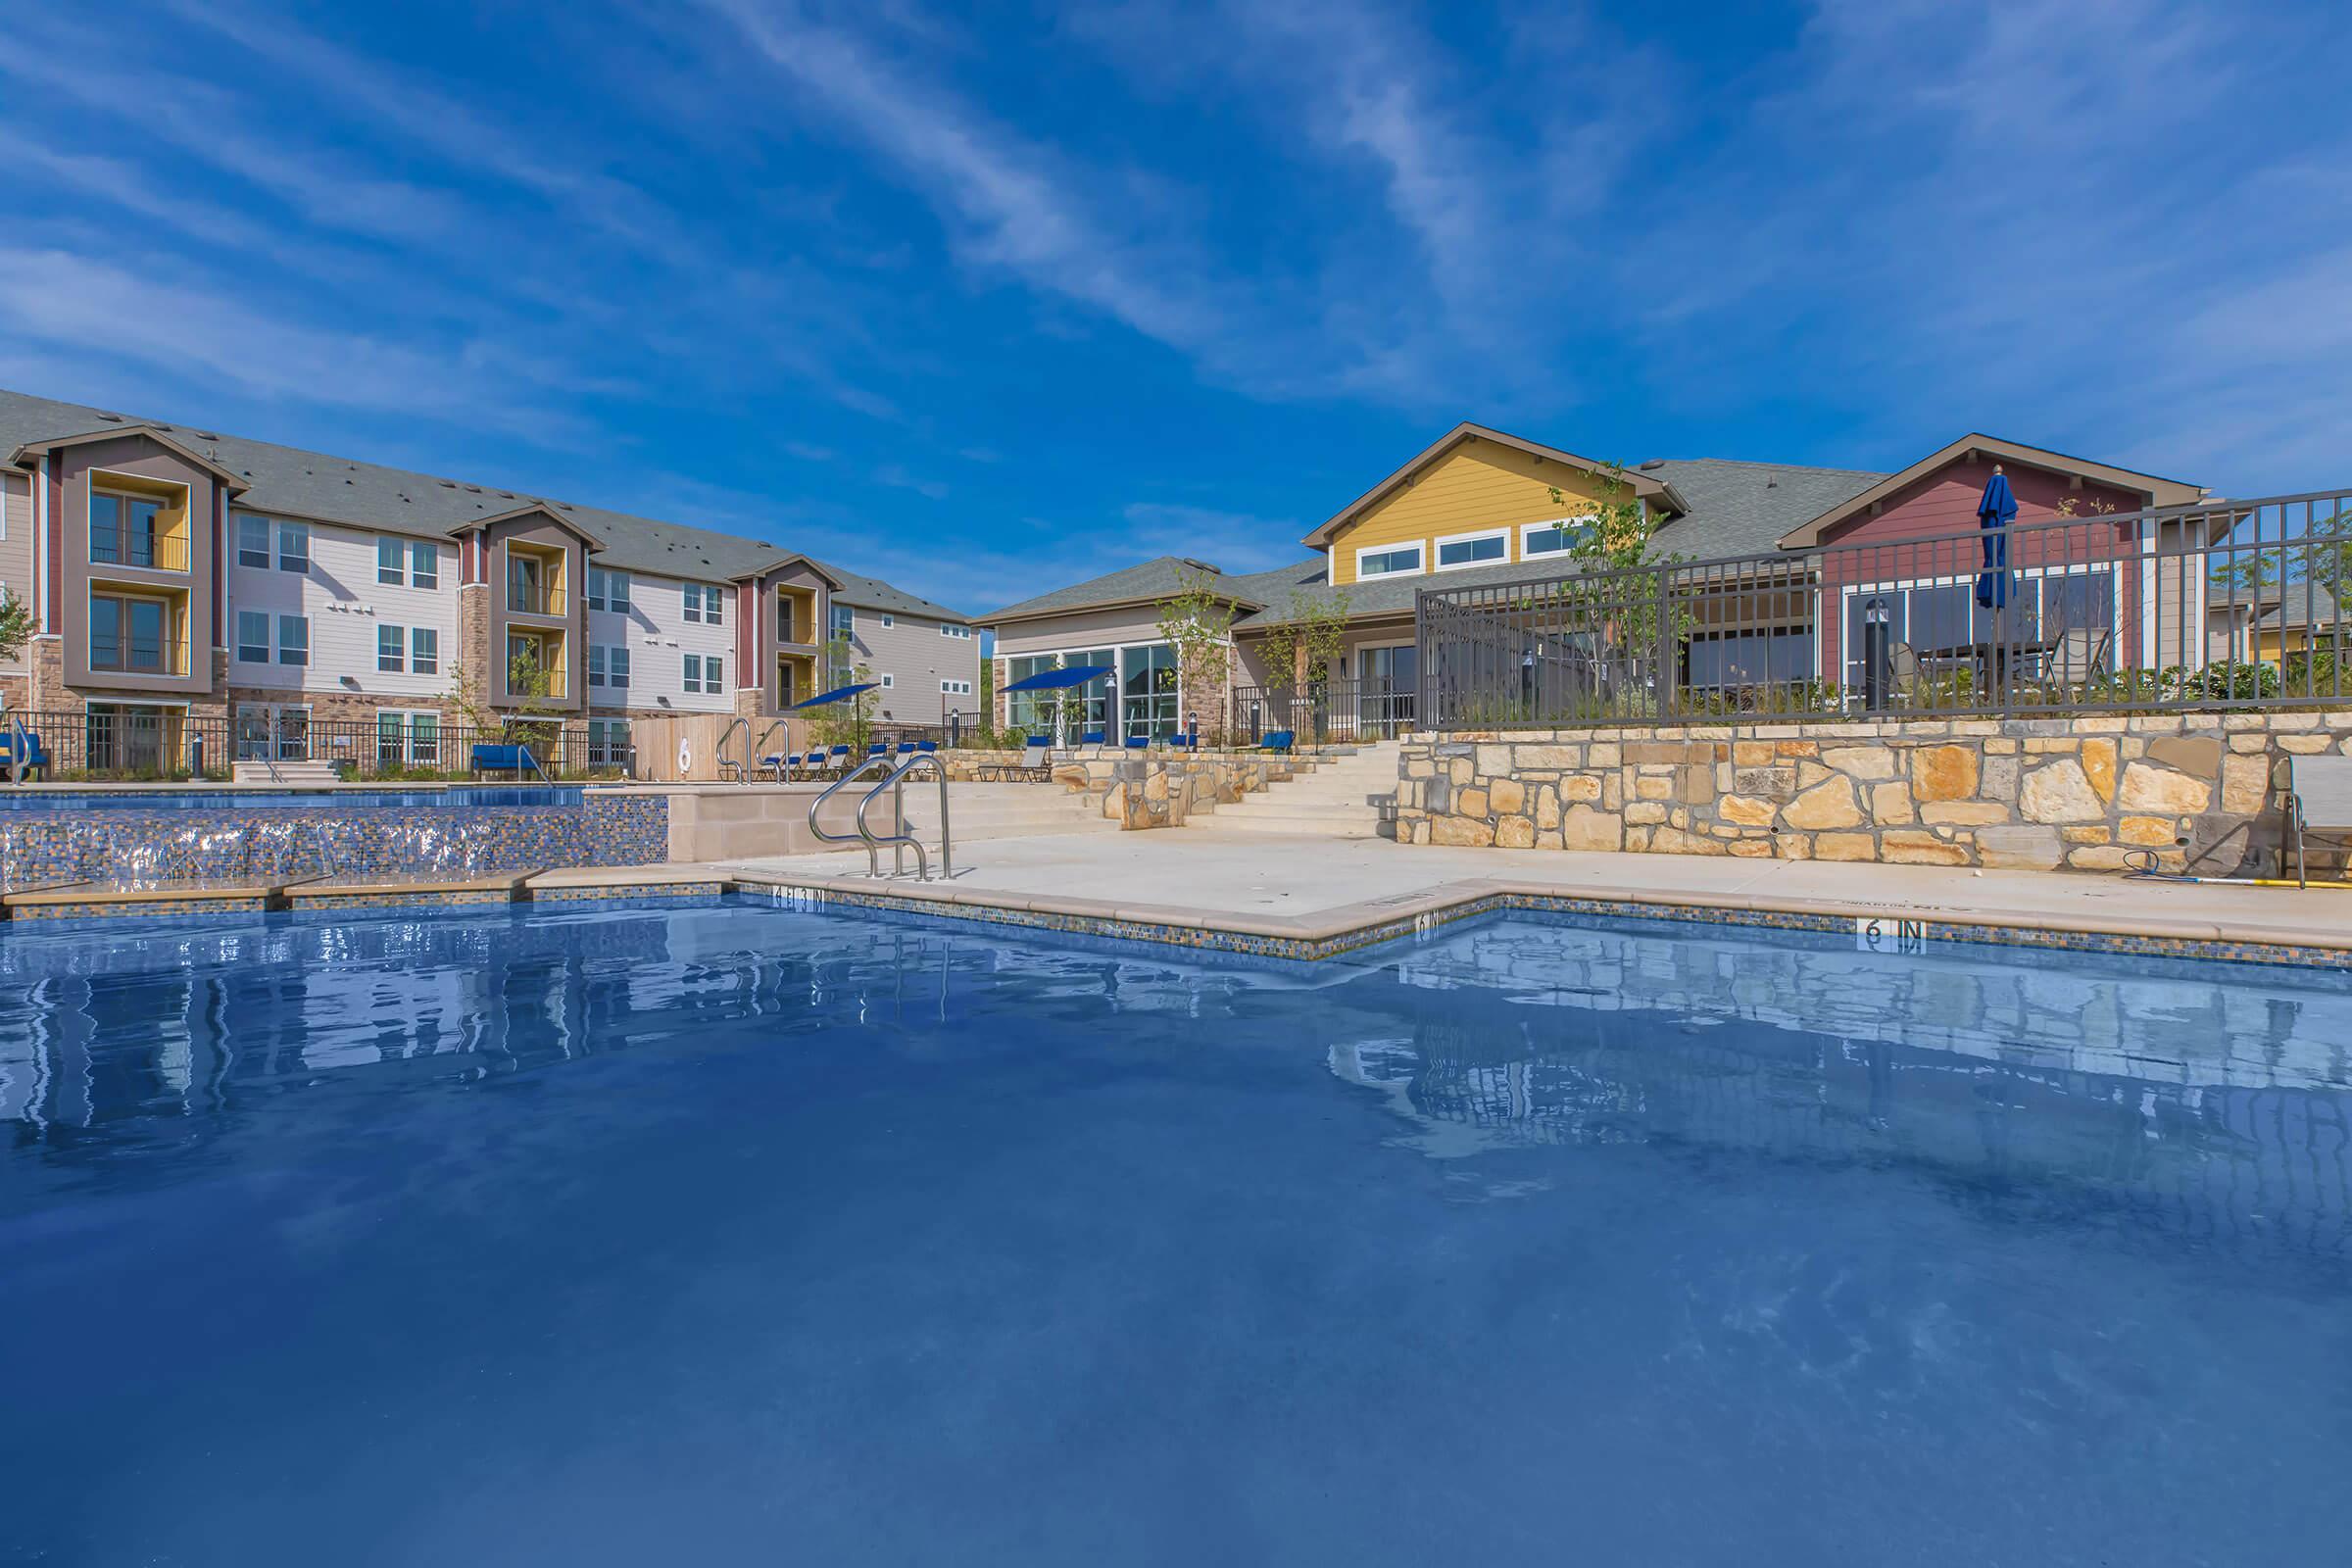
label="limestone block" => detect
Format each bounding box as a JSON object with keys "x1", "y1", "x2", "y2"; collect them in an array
[
  {"x1": 1536, "y1": 784, "x2": 1562, "y2": 831},
  {"x1": 1981, "y1": 754, "x2": 2021, "y2": 802},
  {"x1": 2279, "y1": 735, "x2": 2333, "y2": 755},
  {"x1": 2116, "y1": 762, "x2": 2211, "y2": 815},
  {"x1": 1431, "y1": 815, "x2": 1495, "y2": 848},
  {"x1": 1491, "y1": 777, "x2": 1526, "y2": 814},
  {"x1": 1919, "y1": 801, "x2": 2010, "y2": 826},
  {"x1": 1561, "y1": 805, "x2": 1623, "y2": 853},
  {"x1": 2061, "y1": 826, "x2": 2111, "y2": 844},
  {"x1": 1719, "y1": 795, "x2": 1778, "y2": 827},
  {"x1": 2222, "y1": 754, "x2": 2274, "y2": 813},
  {"x1": 2021, "y1": 759, "x2": 2103, "y2": 822},
  {"x1": 1911, "y1": 744, "x2": 1980, "y2": 802},
  {"x1": 2080, "y1": 738, "x2": 2118, "y2": 804},
  {"x1": 1635, "y1": 775, "x2": 1673, "y2": 802},
  {"x1": 1733, "y1": 766, "x2": 1796, "y2": 797},
  {"x1": 2119, "y1": 816, "x2": 2181, "y2": 847},
  {"x1": 1624, "y1": 803, "x2": 1668, "y2": 825},
  {"x1": 1975, "y1": 825, "x2": 2064, "y2": 870},
  {"x1": 1881, "y1": 829, "x2": 1971, "y2": 865},
  {"x1": 2146, "y1": 736, "x2": 2222, "y2": 776},
  {"x1": 1515, "y1": 744, "x2": 1581, "y2": 770},
  {"x1": 1782, "y1": 776, "x2": 1863, "y2": 830},
  {"x1": 1587, "y1": 744, "x2": 1620, "y2": 767},
  {"x1": 1822, "y1": 747, "x2": 1895, "y2": 780},
  {"x1": 1813, "y1": 832, "x2": 1878, "y2": 861},
  {"x1": 1495, "y1": 814, "x2": 1536, "y2": 849},
  {"x1": 1457, "y1": 787, "x2": 1490, "y2": 819},
  {"x1": 1559, "y1": 774, "x2": 1603, "y2": 804},
  {"x1": 1477, "y1": 744, "x2": 1513, "y2": 776},
  {"x1": 1871, "y1": 781, "x2": 1916, "y2": 825}
]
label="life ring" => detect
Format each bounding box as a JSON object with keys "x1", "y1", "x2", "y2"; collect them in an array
[{"x1": 676, "y1": 737, "x2": 693, "y2": 775}]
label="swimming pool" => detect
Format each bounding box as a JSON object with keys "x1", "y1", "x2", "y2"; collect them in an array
[{"x1": 3, "y1": 901, "x2": 2346, "y2": 1565}]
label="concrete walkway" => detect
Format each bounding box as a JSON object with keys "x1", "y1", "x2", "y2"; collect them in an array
[{"x1": 720, "y1": 829, "x2": 2352, "y2": 956}]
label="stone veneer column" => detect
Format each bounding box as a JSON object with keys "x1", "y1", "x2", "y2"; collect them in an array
[{"x1": 456, "y1": 581, "x2": 492, "y2": 704}]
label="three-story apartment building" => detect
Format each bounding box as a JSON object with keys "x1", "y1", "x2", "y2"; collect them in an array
[{"x1": 0, "y1": 389, "x2": 978, "y2": 769}]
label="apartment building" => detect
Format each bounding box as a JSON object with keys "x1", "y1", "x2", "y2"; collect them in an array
[{"x1": 0, "y1": 388, "x2": 978, "y2": 767}]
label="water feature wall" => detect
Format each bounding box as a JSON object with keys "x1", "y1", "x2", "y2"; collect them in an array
[{"x1": 0, "y1": 790, "x2": 667, "y2": 889}]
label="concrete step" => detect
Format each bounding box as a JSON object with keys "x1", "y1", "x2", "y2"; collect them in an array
[
  {"x1": 1193, "y1": 812, "x2": 1384, "y2": 838},
  {"x1": 231, "y1": 759, "x2": 340, "y2": 785}
]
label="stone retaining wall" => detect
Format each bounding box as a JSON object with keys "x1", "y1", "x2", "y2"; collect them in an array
[{"x1": 1393, "y1": 712, "x2": 2352, "y2": 874}]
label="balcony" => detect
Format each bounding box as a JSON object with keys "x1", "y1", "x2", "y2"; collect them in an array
[
  {"x1": 508, "y1": 583, "x2": 568, "y2": 617},
  {"x1": 89, "y1": 592, "x2": 188, "y2": 677},
  {"x1": 90, "y1": 525, "x2": 190, "y2": 573}
]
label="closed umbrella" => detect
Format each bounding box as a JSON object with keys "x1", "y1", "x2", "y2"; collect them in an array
[{"x1": 1976, "y1": 467, "x2": 2019, "y2": 696}]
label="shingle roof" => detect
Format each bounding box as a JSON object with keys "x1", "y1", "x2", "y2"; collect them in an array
[
  {"x1": 0, "y1": 386, "x2": 966, "y2": 615},
  {"x1": 1642, "y1": 459, "x2": 1886, "y2": 560},
  {"x1": 810, "y1": 559, "x2": 968, "y2": 622},
  {"x1": 2257, "y1": 579, "x2": 2343, "y2": 632},
  {"x1": 983, "y1": 555, "x2": 1250, "y2": 621}
]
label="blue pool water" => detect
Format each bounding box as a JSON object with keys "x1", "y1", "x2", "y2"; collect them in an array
[{"x1": 2, "y1": 902, "x2": 2348, "y2": 1566}]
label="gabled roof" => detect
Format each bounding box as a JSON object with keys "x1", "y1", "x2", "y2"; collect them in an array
[
  {"x1": 466, "y1": 500, "x2": 612, "y2": 552},
  {"x1": 809, "y1": 559, "x2": 968, "y2": 622},
  {"x1": 0, "y1": 386, "x2": 969, "y2": 615},
  {"x1": 728, "y1": 551, "x2": 843, "y2": 590},
  {"x1": 1303, "y1": 422, "x2": 1688, "y2": 549},
  {"x1": 9, "y1": 420, "x2": 249, "y2": 490},
  {"x1": 1774, "y1": 434, "x2": 2205, "y2": 549},
  {"x1": 1642, "y1": 459, "x2": 1886, "y2": 561},
  {"x1": 983, "y1": 556, "x2": 1270, "y2": 624}
]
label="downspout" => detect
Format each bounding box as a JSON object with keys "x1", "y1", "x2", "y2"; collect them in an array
[{"x1": 34, "y1": 454, "x2": 50, "y2": 634}]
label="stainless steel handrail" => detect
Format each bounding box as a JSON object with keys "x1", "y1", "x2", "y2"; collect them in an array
[
  {"x1": 855, "y1": 753, "x2": 951, "y2": 882},
  {"x1": 753, "y1": 718, "x2": 794, "y2": 781},
  {"x1": 715, "y1": 716, "x2": 750, "y2": 782},
  {"x1": 808, "y1": 755, "x2": 897, "y2": 874}
]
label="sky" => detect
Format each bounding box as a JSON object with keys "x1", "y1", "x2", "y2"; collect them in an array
[{"x1": 2, "y1": 0, "x2": 2347, "y2": 612}]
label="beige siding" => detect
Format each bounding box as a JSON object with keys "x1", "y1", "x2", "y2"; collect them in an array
[
  {"x1": 0, "y1": 473, "x2": 29, "y2": 672},
  {"x1": 585, "y1": 571, "x2": 732, "y2": 714},
  {"x1": 991, "y1": 604, "x2": 1167, "y2": 658},
  {"x1": 839, "y1": 606, "x2": 982, "y2": 726},
  {"x1": 225, "y1": 519, "x2": 457, "y2": 698}
]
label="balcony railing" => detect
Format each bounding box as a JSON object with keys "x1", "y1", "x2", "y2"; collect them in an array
[
  {"x1": 507, "y1": 584, "x2": 566, "y2": 616},
  {"x1": 1232, "y1": 679, "x2": 1417, "y2": 745},
  {"x1": 1416, "y1": 489, "x2": 2351, "y2": 730},
  {"x1": 89, "y1": 529, "x2": 189, "y2": 572}
]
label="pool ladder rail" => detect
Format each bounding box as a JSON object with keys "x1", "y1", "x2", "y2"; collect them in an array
[{"x1": 806, "y1": 752, "x2": 953, "y2": 881}]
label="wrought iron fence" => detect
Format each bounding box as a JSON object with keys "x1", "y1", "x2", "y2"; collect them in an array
[
  {"x1": 4, "y1": 710, "x2": 636, "y2": 781},
  {"x1": 1231, "y1": 678, "x2": 1417, "y2": 745},
  {"x1": 1417, "y1": 488, "x2": 2351, "y2": 729}
]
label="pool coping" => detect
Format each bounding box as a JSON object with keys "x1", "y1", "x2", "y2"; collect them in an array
[
  {"x1": 720, "y1": 863, "x2": 2352, "y2": 969},
  {"x1": 1, "y1": 854, "x2": 2342, "y2": 970}
]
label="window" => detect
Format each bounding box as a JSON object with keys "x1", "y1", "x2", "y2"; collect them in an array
[
  {"x1": 378, "y1": 537, "x2": 405, "y2": 585},
  {"x1": 941, "y1": 623, "x2": 971, "y2": 639},
  {"x1": 1521, "y1": 516, "x2": 1591, "y2": 559},
  {"x1": 277, "y1": 614, "x2": 309, "y2": 665},
  {"x1": 86, "y1": 594, "x2": 172, "y2": 676},
  {"x1": 411, "y1": 627, "x2": 439, "y2": 675},
  {"x1": 276, "y1": 520, "x2": 309, "y2": 573},
  {"x1": 378, "y1": 624, "x2": 405, "y2": 672},
  {"x1": 1685, "y1": 629, "x2": 1816, "y2": 693},
  {"x1": 683, "y1": 653, "x2": 720, "y2": 695},
  {"x1": 879, "y1": 672, "x2": 894, "y2": 688},
  {"x1": 586, "y1": 565, "x2": 630, "y2": 612},
  {"x1": 942, "y1": 678, "x2": 973, "y2": 696},
  {"x1": 1435, "y1": 529, "x2": 1508, "y2": 570},
  {"x1": 90, "y1": 491, "x2": 172, "y2": 569},
  {"x1": 587, "y1": 645, "x2": 605, "y2": 686},
  {"x1": 880, "y1": 612, "x2": 895, "y2": 628},
  {"x1": 377, "y1": 710, "x2": 441, "y2": 767},
  {"x1": 1121, "y1": 643, "x2": 1179, "y2": 740},
  {"x1": 507, "y1": 554, "x2": 549, "y2": 615},
  {"x1": 237, "y1": 514, "x2": 271, "y2": 568},
  {"x1": 588, "y1": 645, "x2": 630, "y2": 690},
  {"x1": 682, "y1": 582, "x2": 724, "y2": 624},
  {"x1": 237, "y1": 611, "x2": 270, "y2": 664},
  {"x1": 682, "y1": 584, "x2": 703, "y2": 623},
  {"x1": 1355, "y1": 544, "x2": 1423, "y2": 579},
  {"x1": 829, "y1": 604, "x2": 855, "y2": 641},
  {"x1": 410, "y1": 540, "x2": 438, "y2": 589},
  {"x1": 704, "y1": 584, "x2": 723, "y2": 625},
  {"x1": 587, "y1": 717, "x2": 631, "y2": 766}
]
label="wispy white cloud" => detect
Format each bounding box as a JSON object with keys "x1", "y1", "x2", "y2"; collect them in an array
[
  {"x1": 872, "y1": 463, "x2": 949, "y2": 500},
  {"x1": 784, "y1": 441, "x2": 837, "y2": 462},
  {"x1": 1120, "y1": 504, "x2": 1308, "y2": 571}
]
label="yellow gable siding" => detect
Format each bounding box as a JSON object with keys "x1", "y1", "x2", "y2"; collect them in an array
[{"x1": 1329, "y1": 441, "x2": 1614, "y2": 585}]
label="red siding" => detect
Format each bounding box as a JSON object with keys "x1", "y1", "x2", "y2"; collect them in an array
[{"x1": 1815, "y1": 456, "x2": 2150, "y2": 680}]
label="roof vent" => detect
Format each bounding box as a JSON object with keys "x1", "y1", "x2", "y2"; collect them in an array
[
  {"x1": 1765, "y1": 478, "x2": 1778, "y2": 488},
  {"x1": 440, "y1": 480, "x2": 456, "y2": 488},
  {"x1": 1179, "y1": 558, "x2": 1222, "y2": 573},
  {"x1": 497, "y1": 490, "x2": 514, "y2": 499},
  {"x1": 1638, "y1": 459, "x2": 1665, "y2": 470},
  {"x1": 196, "y1": 431, "x2": 219, "y2": 441},
  {"x1": 154, "y1": 423, "x2": 172, "y2": 432},
  {"x1": 465, "y1": 485, "x2": 482, "y2": 493},
  {"x1": 96, "y1": 412, "x2": 124, "y2": 422}
]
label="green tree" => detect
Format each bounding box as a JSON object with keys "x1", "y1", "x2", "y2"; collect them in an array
[
  {"x1": 1153, "y1": 564, "x2": 1241, "y2": 740},
  {"x1": 0, "y1": 588, "x2": 30, "y2": 668},
  {"x1": 807, "y1": 634, "x2": 879, "y2": 755},
  {"x1": 2211, "y1": 507, "x2": 2352, "y2": 600}
]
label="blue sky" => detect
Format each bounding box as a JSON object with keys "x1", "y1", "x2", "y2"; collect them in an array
[{"x1": 2, "y1": 0, "x2": 2347, "y2": 612}]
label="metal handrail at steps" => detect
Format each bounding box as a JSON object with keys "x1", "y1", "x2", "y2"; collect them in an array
[
  {"x1": 806, "y1": 754, "x2": 898, "y2": 871},
  {"x1": 715, "y1": 717, "x2": 750, "y2": 782},
  {"x1": 855, "y1": 752, "x2": 951, "y2": 882},
  {"x1": 753, "y1": 719, "x2": 793, "y2": 780}
]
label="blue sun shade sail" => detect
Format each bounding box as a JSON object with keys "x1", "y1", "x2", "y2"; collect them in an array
[
  {"x1": 1975, "y1": 472, "x2": 2019, "y2": 610},
  {"x1": 789, "y1": 681, "x2": 880, "y2": 710},
  {"x1": 1000, "y1": 663, "x2": 1115, "y2": 693}
]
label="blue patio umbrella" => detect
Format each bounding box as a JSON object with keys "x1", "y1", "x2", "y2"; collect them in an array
[
  {"x1": 1975, "y1": 469, "x2": 2018, "y2": 610},
  {"x1": 998, "y1": 664, "x2": 1114, "y2": 693},
  {"x1": 788, "y1": 681, "x2": 880, "y2": 710}
]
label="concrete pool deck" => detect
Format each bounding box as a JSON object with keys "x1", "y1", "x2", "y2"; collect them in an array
[{"x1": 719, "y1": 830, "x2": 2352, "y2": 964}]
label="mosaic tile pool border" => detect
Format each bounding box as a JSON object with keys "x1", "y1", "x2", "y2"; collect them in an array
[{"x1": 745, "y1": 882, "x2": 2352, "y2": 972}]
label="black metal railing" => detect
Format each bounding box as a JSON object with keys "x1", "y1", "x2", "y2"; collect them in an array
[
  {"x1": 1232, "y1": 678, "x2": 1418, "y2": 745},
  {"x1": 2, "y1": 710, "x2": 637, "y2": 782},
  {"x1": 1417, "y1": 489, "x2": 2351, "y2": 729}
]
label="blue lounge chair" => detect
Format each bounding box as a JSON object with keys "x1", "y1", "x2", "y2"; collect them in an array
[
  {"x1": 0, "y1": 729, "x2": 51, "y2": 781},
  {"x1": 472, "y1": 743, "x2": 544, "y2": 779},
  {"x1": 1259, "y1": 730, "x2": 1296, "y2": 756},
  {"x1": 1081, "y1": 729, "x2": 1107, "y2": 747},
  {"x1": 981, "y1": 737, "x2": 1054, "y2": 782},
  {"x1": 1123, "y1": 735, "x2": 1151, "y2": 751},
  {"x1": 916, "y1": 740, "x2": 938, "y2": 754}
]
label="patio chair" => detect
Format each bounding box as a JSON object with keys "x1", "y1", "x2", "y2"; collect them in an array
[
  {"x1": 1123, "y1": 735, "x2": 1151, "y2": 751},
  {"x1": 980, "y1": 737, "x2": 1053, "y2": 783},
  {"x1": 471, "y1": 743, "x2": 545, "y2": 781},
  {"x1": 1259, "y1": 730, "x2": 1296, "y2": 756},
  {"x1": 2039, "y1": 625, "x2": 2114, "y2": 700},
  {"x1": 2282, "y1": 755, "x2": 2352, "y2": 888},
  {"x1": 1080, "y1": 729, "x2": 1107, "y2": 747}
]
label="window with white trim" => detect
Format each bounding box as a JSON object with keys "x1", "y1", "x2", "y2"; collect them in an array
[
  {"x1": 942, "y1": 678, "x2": 973, "y2": 696},
  {"x1": 585, "y1": 565, "x2": 630, "y2": 612},
  {"x1": 378, "y1": 537, "x2": 406, "y2": 585},
  {"x1": 236, "y1": 514, "x2": 270, "y2": 568},
  {"x1": 236, "y1": 611, "x2": 270, "y2": 664},
  {"x1": 879, "y1": 612, "x2": 894, "y2": 628},
  {"x1": 941, "y1": 623, "x2": 971, "y2": 639},
  {"x1": 1521, "y1": 516, "x2": 1592, "y2": 559},
  {"x1": 1435, "y1": 529, "x2": 1508, "y2": 570},
  {"x1": 878, "y1": 672, "x2": 894, "y2": 688},
  {"x1": 586, "y1": 717, "x2": 631, "y2": 766},
  {"x1": 410, "y1": 540, "x2": 438, "y2": 589},
  {"x1": 378, "y1": 624, "x2": 405, "y2": 672},
  {"x1": 683, "y1": 653, "x2": 725, "y2": 695},
  {"x1": 587, "y1": 644, "x2": 631, "y2": 690},
  {"x1": 1355, "y1": 544, "x2": 1423, "y2": 579},
  {"x1": 682, "y1": 582, "x2": 725, "y2": 624},
  {"x1": 276, "y1": 614, "x2": 309, "y2": 665},
  {"x1": 412, "y1": 627, "x2": 439, "y2": 674},
  {"x1": 276, "y1": 520, "x2": 309, "y2": 574}
]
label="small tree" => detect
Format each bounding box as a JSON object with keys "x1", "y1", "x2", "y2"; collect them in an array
[
  {"x1": 1536, "y1": 464, "x2": 1690, "y2": 719},
  {"x1": 807, "y1": 634, "x2": 879, "y2": 755},
  {"x1": 1249, "y1": 585, "x2": 1352, "y2": 740},
  {"x1": 0, "y1": 589, "x2": 31, "y2": 671},
  {"x1": 1154, "y1": 565, "x2": 1240, "y2": 740},
  {"x1": 448, "y1": 649, "x2": 565, "y2": 747}
]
